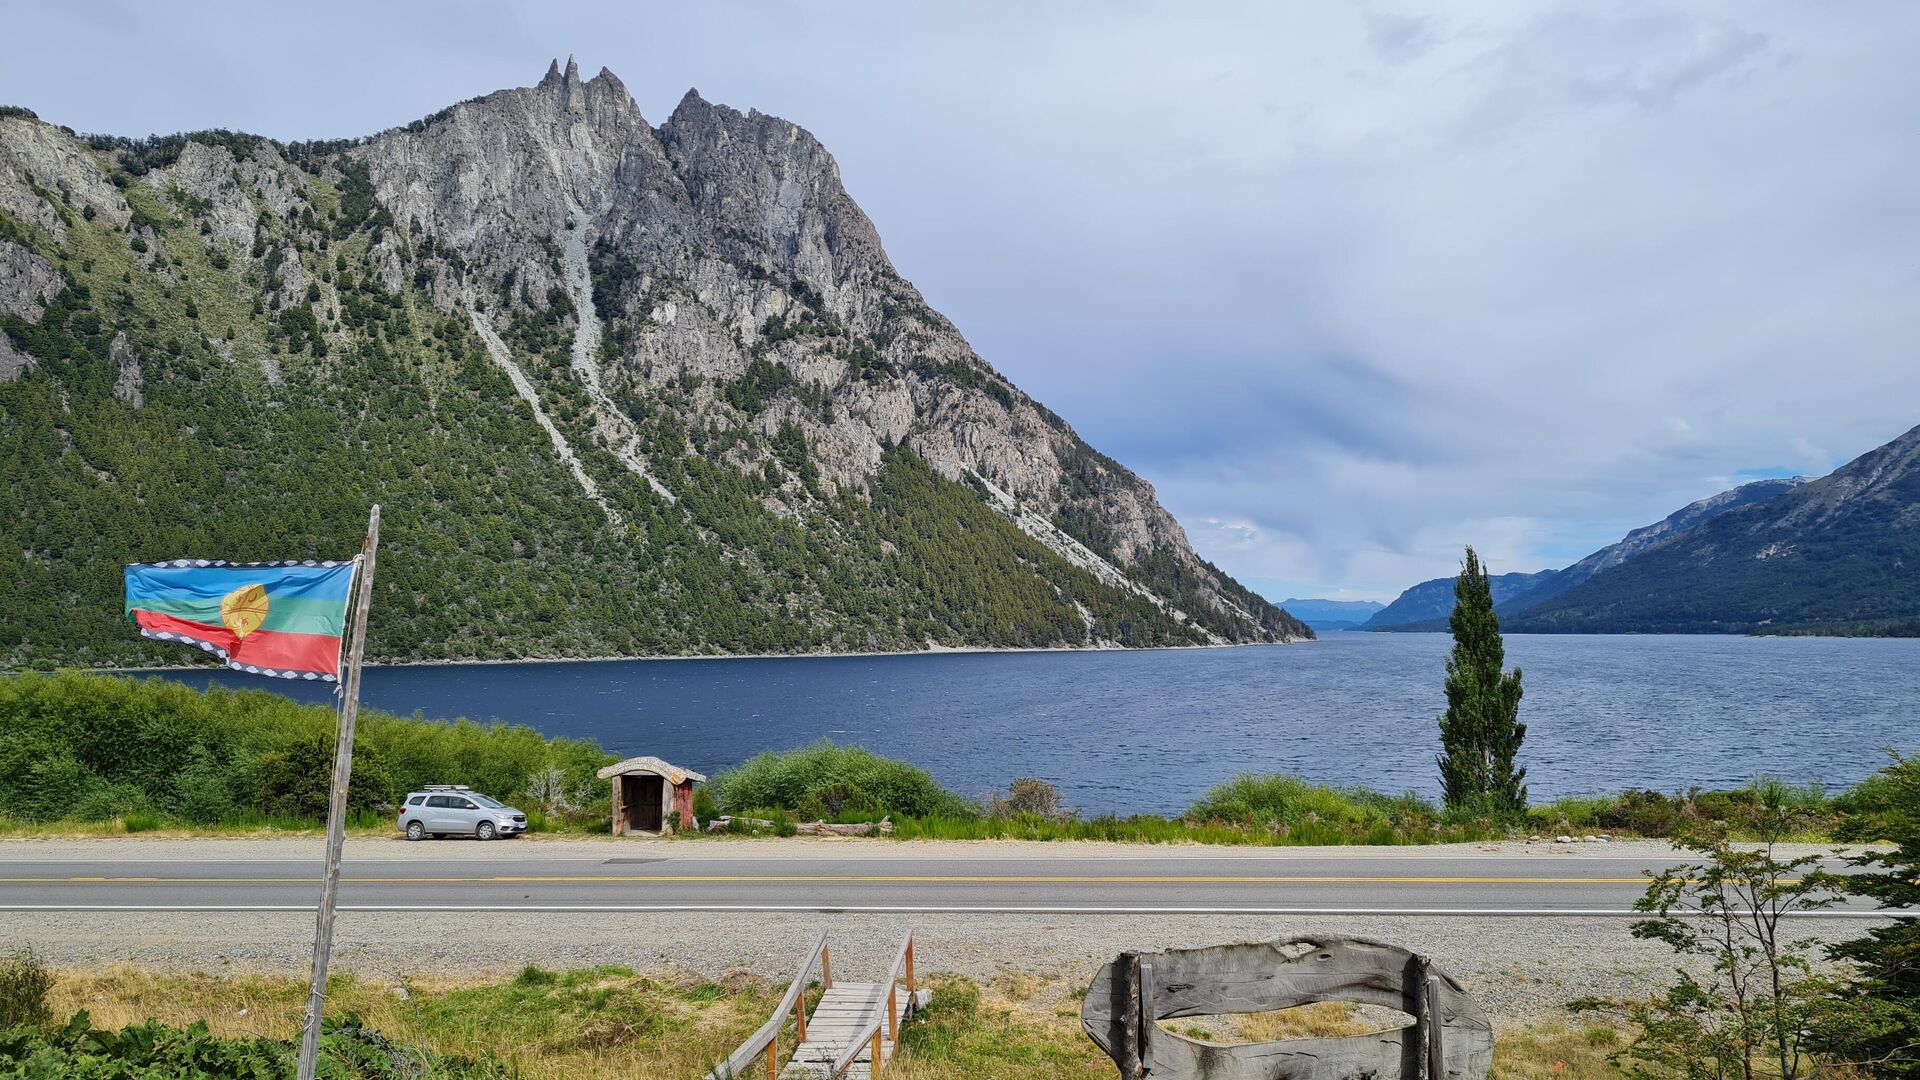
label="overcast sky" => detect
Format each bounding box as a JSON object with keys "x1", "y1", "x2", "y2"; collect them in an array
[{"x1": 8, "y1": 1, "x2": 1918, "y2": 602}]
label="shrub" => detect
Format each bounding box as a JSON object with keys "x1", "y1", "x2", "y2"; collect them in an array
[
  {"x1": 255, "y1": 734, "x2": 394, "y2": 819},
  {"x1": 1523, "y1": 780, "x2": 1842, "y2": 840},
  {"x1": 0, "y1": 673, "x2": 616, "y2": 830},
  {"x1": 0, "y1": 949, "x2": 52, "y2": 1029},
  {"x1": 1574, "y1": 793, "x2": 1847, "y2": 1080},
  {"x1": 1833, "y1": 765, "x2": 1909, "y2": 843},
  {"x1": 795, "y1": 780, "x2": 883, "y2": 822},
  {"x1": 983, "y1": 777, "x2": 1072, "y2": 822},
  {"x1": 1524, "y1": 794, "x2": 1616, "y2": 833},
  {"x1": 708, "y1": 741, "x2": 975, "y2": 819},
  {"x1": 1188, "y1": 773, "x2": 1434, "y2": 833},
  {"x1": 692, "y1": 786, "x2": 719, "y2": 823},
  {"x1": 1817, "y1": 751, "x2": 1920, "y2": 1075},
  {"x1": 0, "y1": 1012, "x2": 510, "y2": 1077}
]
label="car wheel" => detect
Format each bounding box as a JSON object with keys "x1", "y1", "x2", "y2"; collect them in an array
[
  {"x1": 476, "y1": 820, "x2": 496, "y2": 841},
  {"x1": 405, "y1": 821, "x2": 425, "y2": 841}
]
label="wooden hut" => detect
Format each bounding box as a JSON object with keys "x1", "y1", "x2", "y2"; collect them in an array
[{"x1": 597, "y1": 756, "x2": 706, "y2": 836}]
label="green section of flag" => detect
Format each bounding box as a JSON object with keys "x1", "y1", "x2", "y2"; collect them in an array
[{"x1": 129, "y1": 594, "x2": 348, "y2": 636}]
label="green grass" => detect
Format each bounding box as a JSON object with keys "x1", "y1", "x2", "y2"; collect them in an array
[
  {"x1": 891, "y1": 812, "x2": 1500, "y2": 846},
  {"x1": 1522, "y1": 778, "x2": 1844, "y2": 841}
]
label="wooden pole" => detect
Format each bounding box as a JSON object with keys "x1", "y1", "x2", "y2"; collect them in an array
[
  {"x1": 821, "y1": 947, "x2": 832, "y2": 990},
  {"x1": 1426, "y1": 973, "x2": 1447, "y2": 1080},
  {"x1": 1138, "y1": 961, "x2": 1155, "y2": 1073},
  {"x1": 1411, "y1": 955, "x2": 1432, "y2": 1080},
  {"x1": 887, "y1": 984, "x2": 898, "y2": 1042},
  {"x1": 764, "y1": 1038, "x2": 777, "y2": 1080},
  {"x1": 905, "y1": 937, "x2": 915, "y2": 994},
  {"x1": 1115, "y1": 953, "x2": 1143, "y2": 1080},
  {"x1": 870, "y1": 1027, "x2": 883, "y2": 1077},
  {"x1": 295, "y1": 505, "x2": 379, "y2": 1080}
]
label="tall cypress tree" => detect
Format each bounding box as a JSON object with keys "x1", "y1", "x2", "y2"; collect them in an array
[{"x1": 1436, "y1": 546, "x2": 1527, "y2": 815}]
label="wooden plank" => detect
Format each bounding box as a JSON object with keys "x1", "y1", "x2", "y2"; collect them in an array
[{"x1": 782, "y1": 978, "x2": 912, "y2": 1080}]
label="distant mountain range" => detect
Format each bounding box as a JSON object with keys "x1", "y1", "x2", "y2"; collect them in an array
[
  {"x1": 1362, "y1": 571, "x2": 1562, "y2": 631},
  {"x1": 1278, "y1": 598, "x2": 1385, "y2": 632},
  {"x1": 1361, "y1": 421, "x2": 1920, "y2": 636}
]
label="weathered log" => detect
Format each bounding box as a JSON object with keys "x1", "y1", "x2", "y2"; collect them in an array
[
  {"x1": 1110, "y1": 952, "x2": 1142, "y2": 1080},
  {"x1": 707, "y1": 817, "x2": 895, "y2": 836},
  {"x1": 1080, "y1": 935, "x2": 1493, "y2": 1080}
]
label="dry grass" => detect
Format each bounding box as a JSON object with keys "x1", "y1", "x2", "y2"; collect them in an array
[
  {"x1": 1491, "y1": 1019, "x2": 1629, "y2": 1080},
  {"x1": 49, "y1": 964, "x2": 781, "y2": 1080},
  {"x1": 40, "y1": 964, "x2": 1631, "y2": 1080}
]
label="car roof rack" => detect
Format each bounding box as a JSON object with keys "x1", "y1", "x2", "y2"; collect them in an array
[{"x1": 422, "y1": 784, "x2": 472, "y2": 792}]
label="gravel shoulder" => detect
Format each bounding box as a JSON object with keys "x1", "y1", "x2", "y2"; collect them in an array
[{"x1": 0, "y1": 907, "x2": 1869, "y2": 1025}]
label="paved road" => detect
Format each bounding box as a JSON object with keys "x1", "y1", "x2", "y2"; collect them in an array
[{"x1": 0, "y1": 846, "x2": 1882, "y2": 915}]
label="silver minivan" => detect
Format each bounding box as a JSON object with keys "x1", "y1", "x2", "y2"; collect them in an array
[{"x1": 397, "y1": 786, "x2": 528, "y2": 840}]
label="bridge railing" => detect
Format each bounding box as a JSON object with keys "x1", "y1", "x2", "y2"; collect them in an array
[
  {"x1": 827, "y1": 929, "x2": 918, "y2": 1079},
  {"x1": 707, "y1": 929, "x2": 831, "y2": 1080}
]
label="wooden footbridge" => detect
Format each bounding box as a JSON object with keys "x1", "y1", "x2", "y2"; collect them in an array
[{"x1": 708, "y1": 930, "x2": 925, "y2": 1080}]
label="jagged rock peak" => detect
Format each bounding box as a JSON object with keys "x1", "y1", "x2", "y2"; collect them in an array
[
  {"x1": 671, "y1": 87, "x2": 711, "y2": 120},
  {"x1": 512, "y1": 57, "x2": 640, "y2": 123}
]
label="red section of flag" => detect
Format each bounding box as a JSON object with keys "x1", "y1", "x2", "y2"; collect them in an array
[{"x1": 132, "y1": 610, "x2": 343, "y2": 675}]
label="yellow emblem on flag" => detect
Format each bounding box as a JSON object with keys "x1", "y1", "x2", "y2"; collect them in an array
[{"x1": 221, "y1": 582, "x2": 271, "y2": 638}]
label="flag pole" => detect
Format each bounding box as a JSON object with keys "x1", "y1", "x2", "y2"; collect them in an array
[{"x1": 296, "y1": 503, "x2": 379, "y2": 1080}]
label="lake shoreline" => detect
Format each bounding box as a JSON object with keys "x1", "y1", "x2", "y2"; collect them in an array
[{"x1": 92, "y1": 637, "x2": 1314, "y2": 675}]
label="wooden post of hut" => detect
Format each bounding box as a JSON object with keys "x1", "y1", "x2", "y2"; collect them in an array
[{"x1": 596, "y1": 757, "x2": 707, "y2": 836}]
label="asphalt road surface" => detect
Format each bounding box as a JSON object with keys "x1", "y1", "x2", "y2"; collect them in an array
[{"x1": 0, "y1": 843, "x2": 1882, "y2": 916}]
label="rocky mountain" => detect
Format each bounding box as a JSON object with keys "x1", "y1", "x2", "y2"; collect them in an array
[
  {"x1": 0, "y1": 63, "x2": 1307, "y2": 668},
  {"x1": 1362, "y1": 571, "x2": 1560, "y2": 630},
  {"x1": 1278, "y1": 598, "x2": 1384, "y2": 632},
  {"x1": 1513, "y1": 424, "x2": 1920, "y2": 634},
  {"x1": 1364, "y1": 476, "x2": 1812, "y2": 632},
  {"x1": 1498, "y1": 477, "x2": 1809, "y2": 614}
]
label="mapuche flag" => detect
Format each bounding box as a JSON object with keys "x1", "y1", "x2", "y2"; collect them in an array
[{"x1": 124, "y1": 559, "x2": 359, "y2": 681}]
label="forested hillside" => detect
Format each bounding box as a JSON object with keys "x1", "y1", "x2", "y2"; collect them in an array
[{"x1": 0, "y1": 69, "x2": 1305, "y2": 669}]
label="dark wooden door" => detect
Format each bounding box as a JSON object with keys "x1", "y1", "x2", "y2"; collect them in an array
[{"x1": 630, "y1": 775, "x2": 664, "y2": 832}]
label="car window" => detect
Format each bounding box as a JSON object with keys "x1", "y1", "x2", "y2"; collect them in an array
[
  {"x1": 456, "y1": 799, "x2": 478, "y2": 810},
  {"x1": 407, "y1": 795, "x2": 426, "y2": 806},
  {"x1": 471, "y1": 794, "x2": 506, "y2": 809},
  {"x1": 425, "y1": 795, "x2": 451, "y2": 808}
]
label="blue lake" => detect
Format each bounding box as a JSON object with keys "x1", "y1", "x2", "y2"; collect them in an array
[{"x1": 145, "y1": 633, "x2": 1920, "y2": 816}]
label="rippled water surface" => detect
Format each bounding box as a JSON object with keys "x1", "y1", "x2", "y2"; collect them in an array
[{"x1": 154, "y1": 633, "x2": 1920, "y2": 815}]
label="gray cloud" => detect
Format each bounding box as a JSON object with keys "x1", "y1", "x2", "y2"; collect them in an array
[{"x1": 6, "y1": 1, "x2": 1916, "y2": 601}]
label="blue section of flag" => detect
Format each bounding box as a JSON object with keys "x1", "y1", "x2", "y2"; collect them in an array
[{"x1": 123, "y1": 561, "x2": 356, "y2": 610}]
